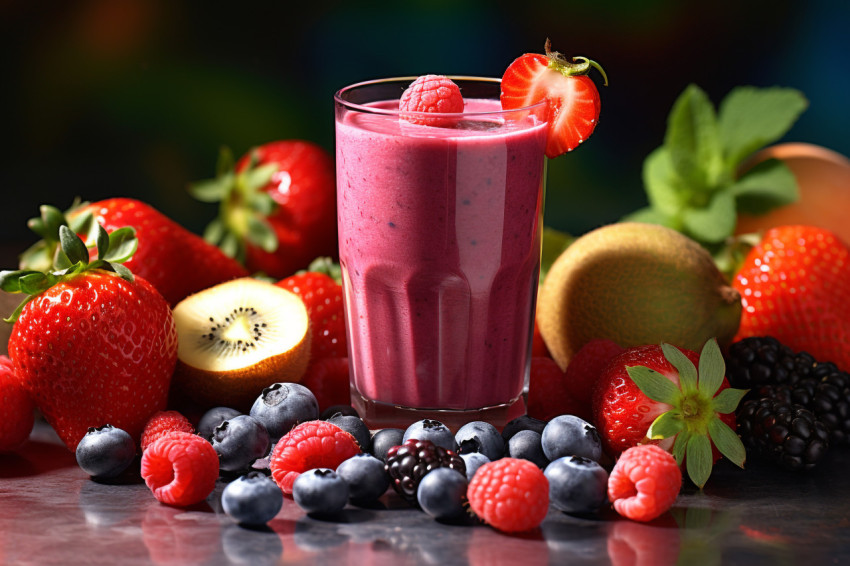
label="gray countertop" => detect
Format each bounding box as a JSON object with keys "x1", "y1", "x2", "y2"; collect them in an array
[{"x1": 2, "y1": 420, "x2": 849, "y2": 565}]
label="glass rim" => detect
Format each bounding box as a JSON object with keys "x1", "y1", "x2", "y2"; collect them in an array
[{"x1": 333, "y1": 76, "x2": 548, "y2": 118}]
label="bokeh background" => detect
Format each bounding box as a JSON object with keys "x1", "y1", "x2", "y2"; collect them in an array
[{"x1": 2, "y1": 0, "x2": 848, "y2": 268}]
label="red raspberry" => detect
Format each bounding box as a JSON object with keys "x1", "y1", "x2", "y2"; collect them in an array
[
  {"x1": 527, "y1": 357, "x2": 583, "y2": 421},
  {"x1": 270, "y1": 420, "x2": 360, "y2": 494},
  {"x1": 141, "y1": 431, "x2": 219, "y2": 507},
  {"x1": 564, "y1": 338, "x2": 623, "y2": 421},
  {"x1": 608, "y1": 445, "x2": 682, "y2": 522},
  {"x1": 399, "y1": 75, "x2": 464, "y2": 125},
  {"x1": 300, "y1": 357, "x2": 351, "y2": 412},
  {"x1": 140, "y1": 410, "x2": 194, "y2": 452},
  {"x1": 0, "y1": 355, "x2": 35, "y2": 452},
  {"x1": 467, "y1": 457, "x2": 549, "y2": 533}
]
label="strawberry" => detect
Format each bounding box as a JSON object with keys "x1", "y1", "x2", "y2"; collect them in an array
[
  {"x1": 300, "y1": 357, "x2": 351, "y2": 412},
  {"x1": 500, "y1": 39, "x2": 607, "y2": 158},
  {"x1": 733, "y1": 225, "x2": 850, "y2": 372},
  {"x1": 4, "y1": 221, "x2": 178, "y2": 451},
  {"x1": 276, "y1": 257, "x2": 347, "y2": 360},
  {"x1": 592, "y1": 340, "x2": 747, "y2": 488},
  {"x1": 19, "y1": 199, "x2": 249, "y2": 306},
  {"x1": 190, "y1": 140, "x2": 337, "y2": 279},
  {"x1": 526, "y1": 356, "x2": 583, "y2": 421}
]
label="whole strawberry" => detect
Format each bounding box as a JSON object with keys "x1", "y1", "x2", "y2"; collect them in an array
[
  {"x1": 0, "y1": 355, "x2": 34, "y2": 452},
  {"x1": 276, "y1": 257, "x2": 347, "y2": 360},
  {"x1": 20, "y1": 199, "x2": 249, "y2": 306},
  {"x1": 191, "y1": 140, "x2": 337, "y2": 279},
  {"x1": 4, "y1": 222, "x2": 178, "y2": 451},
  {"x1": 733, "y1": 225, "x2": 850, "y2": 372},
  {"x1": 592, "y1": 339, "x2": 747, "y2": 488}
]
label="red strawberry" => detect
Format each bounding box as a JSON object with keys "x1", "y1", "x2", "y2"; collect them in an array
[
  {"x1": 20, "y1": 199, "x2": 249, "y2": 306},
  {"x1": 5, "y1": 222, "x2": 178, "y2": 451},
  {"x1": 526, "y1": 357, "x2": 583, "y2": 421},
  {"x1": 191, "y1": 140, "x2": 337, "y2": 279},
  {"x1": 0, "y1": 355, "x2": 34, "y2": 452},
  {"x1": 733, "y1": 225, "x2": 850, "y2": 372},
  {"x1": 592, "y1": 340, "x2": 746, "y2": 488},
  {"x1": 276, "y1": 257, "x2": 347, "y2": 360},
  {"x1": 300, "y1": 357, "x2": 351, "y2": 412},
  {"x1": 501, "y1": 39, "x2": 607, "y2": 158},
  {"x1": 562, "y1": 338, "x2": 624, "y2": 421}
]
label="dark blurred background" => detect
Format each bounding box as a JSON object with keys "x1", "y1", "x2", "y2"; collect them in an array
[{"x1": 2, "y1": 0, "x2": 848, "y2": 268}]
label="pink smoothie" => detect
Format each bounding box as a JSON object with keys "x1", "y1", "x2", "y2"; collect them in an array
[{"x1": 335, "y1": 95, "x2": 548, "y2": 415}]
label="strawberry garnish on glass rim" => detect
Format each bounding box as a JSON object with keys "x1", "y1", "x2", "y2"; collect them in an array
[{"x1": 500, "y1": 39, "x2": 608, "y2": 158}]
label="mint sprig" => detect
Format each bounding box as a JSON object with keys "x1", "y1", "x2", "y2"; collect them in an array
[
  {"x1": 625, "y1": 338, "x2": 748, "y2": 489},
  {"x1": 625, "y1": 85, "x2": 808, "y2": 252}
]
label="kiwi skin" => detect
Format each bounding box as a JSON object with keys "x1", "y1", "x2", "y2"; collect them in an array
[{"x1": 537, "y1": 222, "x2": 742, "y2": 371}]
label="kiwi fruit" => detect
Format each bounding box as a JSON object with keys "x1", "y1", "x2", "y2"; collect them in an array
[
  {"x1": 172, "y1": 277, "x2": 311, "y2": 410},
  {"x1": 537, "y1": 222, "x2": 742, "y2": 371}
]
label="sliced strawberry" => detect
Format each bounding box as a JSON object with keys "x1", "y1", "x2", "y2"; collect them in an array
[{"x1": 501, "y1": 40, "x2": 607, "y2": 158}]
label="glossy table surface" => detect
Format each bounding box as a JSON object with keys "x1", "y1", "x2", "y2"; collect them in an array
[{"x1": 2, "y1": 420, "x2": 850, "y2": 566}]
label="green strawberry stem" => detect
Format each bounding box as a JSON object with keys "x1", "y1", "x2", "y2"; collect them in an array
[
  {"x1": 544, "y1": 38, "x2": 609, "y2": 86},
  {"x1": 626, "y1": 338, "x2": 748, "y2": 489}
]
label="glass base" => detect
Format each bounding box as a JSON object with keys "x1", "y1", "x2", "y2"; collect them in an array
[{"x1": 351, "y1": 389, "x2": 527, "y2": 432}]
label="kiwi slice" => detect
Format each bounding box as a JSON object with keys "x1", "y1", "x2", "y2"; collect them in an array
[{"x1": 172, "y1": 277, "x2": 311, "y2": 410}]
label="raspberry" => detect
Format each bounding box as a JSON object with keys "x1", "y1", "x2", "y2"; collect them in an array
[
  {"x1": 563, "y1": 339, "x2": 623, "y2": 421},
  {"x1": 269, "y1": 420, "x2": 360, "y2": 494},
  {"x1": 141, "y1": 410, "x2": 194, "y2": 451},
  {"x1": 141, "y1": 431, "x2": 219, "y2": 507},
  {"x1": 608, "y1": 445, "x2": 682, "y2": 522},
  {"x1": 399, "y1": 75, "x2": 464, "y2": 125},
  {"x1": 300, "y1": 357, "x2": 351, "y2": 412},
  {"x1": 0, "y1": 355, "x2": 35, "y2": 453},
  {"x1": 527, "y1": 356, "x2": 583, "y2": 421},
  {"x1": 466, "y1": 457, "x2": 549, "y2": 533}
]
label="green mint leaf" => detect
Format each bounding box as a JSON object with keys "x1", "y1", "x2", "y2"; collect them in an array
[
  {"x1": 711, "y1": 387, "x2": 749, "y2": 414},
  {"x1": 685, "y1": 433, "x2": 713, "y2": 488},
  {"x1": 246, "y1": 216, "x2": 278, "y2": 253},
  {"x1": 708, "y1": 417, "x2": 746, "y2": 468},
  {"x1": 540, "y1": 227, "x2": 573, "y2": 284},
  {"x1": 672, "y1": 430, "x2": 691, "y2": 465},
  {"x1": 643, "y1": 147, "x2": 686, "y2": 217},
  {"x1": 95, "y1": 224, "x2": 110, "y2": 262},
  {"x1": 647, "y1": 410, "x2": 685, "y2": 439},
  {"x1": 59, "y1": 225, "x2": 89, "y2": 266},
  {"x1": 626, "y1": 365, "x2": 681, "y2": 405},
  {"x1": 665, "y1": 84, "x2": 724, "y2": 192},
  {"x1": 682, "y1": 190, "x2": 736, "y2": 244},
  {"x1": 189, "y1": 176, "x2": 232, "y2": 203},
  {"x1": 661, "y1": 343, "x2": 698, "y2": 395},
  {"x1": 103, "y1": 227, "x2": 138, "y2": 264},
  {"x1": 730, "y1": 159, "x2": 799, "y2": 215},
  {"x1": 718, "y1": 86, "x2": 808, "y2": 169},
  {"x1": 697, "y1": 338, "x2": 726, "y2": 398},
  {"x1": 216, "y1": 146, "x2": 235, "y2": 178}
]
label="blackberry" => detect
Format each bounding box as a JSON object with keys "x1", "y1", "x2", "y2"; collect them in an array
[
  {"x1": 725, "y1": 336, "x2": 816, "y2": 389},
  {"x1": 385, "y1": 438, "x2": 465, "y2": 504},
  {"x1": 737, "y1": 398, "x2": 830, "y2": 471},
  {"x1": 809, "y1": 370, "x2": 850, "y2": 446}
]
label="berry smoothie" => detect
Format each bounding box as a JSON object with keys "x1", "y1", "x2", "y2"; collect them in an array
[{"x1": 334, "y1": 78, "x2": 548, "y2": 427}]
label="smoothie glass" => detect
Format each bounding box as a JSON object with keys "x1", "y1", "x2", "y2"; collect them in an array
[{"x1": 334, "y1": 77, "x2": 549, "y2": 429}]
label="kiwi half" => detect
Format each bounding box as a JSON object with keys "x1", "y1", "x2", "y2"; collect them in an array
[{"x1": 172, "y1": 277, "x2": 311, "y2": 410}]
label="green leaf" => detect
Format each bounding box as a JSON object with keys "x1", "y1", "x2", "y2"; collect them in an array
[
  {"x1": 59, "y1": 225, "x2": 89, "y2": 265},
  {"x1": 69, "y1": 210, "x2": 96, "y2": 241},
  {"x1": 665, "y1": 84, "x2": 724, "y2": 191},
  {"x1": 626, "y1": 365, "x2": 682, "y2": 405},
  {"x1": 711, "y1": 387, "x2": 749, "y2": 414},
  {"x1": 245, "y1": 163, "x2": 278, "y2": 192},
  {"x1": 216, "y1": 146, "x2": 236, "y2": 178},
  {"x1": 189, "y1": 176, "x2": 232, "y2": 203},
  {"x1": 730, "y1": 159, "x2": 799, "y2": 215},
  {"x1": 682, "y1": 190, "x2": 736, "y2": 244},
  {"x1": 18, "y1": 272, "x2": 53, "y2": 295},
  {"x1": 203, "y1": 218, "x2": 226, "y2": 245},
  {"x1": 41, "y1": 205, "x2": 67, "y2": 239},
  {"x1": 708, "y1": 418, "x2": 746, "y2": 468},
  {"x1": 718, "y1": 86, "x2": 808, "y2": 168},
  {"x1": 672, "y1": 430, "x2": 691, "y2": 465},
  {"x1": 246, "y1": 216, "x2": 278, "y2": 253},
  {"x1": 621, "y1": 206, "x2": 680, "y2": 229},
  {"x1": 661, "y1": 343, "x2": 698, "y2": 396},
  {"x1": 647, "y1": 410, "x2": 685, "y2": 439},
  {"x1": 0, "y1": 270, "x2": 40, "y2": 293},
  {"x1": 540, "y1": 226, "x2": 573, "y2": 284},
  {"x1": 95, "y1": 224, "x2": 110, "y2": 262},
  {"x1": 697, "y1": 338, "x2": 726, "y2": 398},
  {"x1": 686, "y1": 434, "x2": 713, "y2": 488},
  {"x1": 103, "y1": 227, "x2": 138, "y2": 264},
  {"x1": 110, "y1": 262, "x2": 134, "y2": 282},
  {"x1": 643, "y1": 147, "x2": 685, "y2": 217},
  {"x1": 53, "y1": 246, "x2": 72, "y2": 271},
  {"x1": 220, "y1": 232, "x2": 242, "y2": 260},
  {"x1": 26, "y1": 216, "x2": 47, "y2": 239},
  {"x1": 3, "y1": 296, "x2": 33, "y2": 324},
  {"x1": 252, "y1": 191, "x2": 277, "y2": 216}
]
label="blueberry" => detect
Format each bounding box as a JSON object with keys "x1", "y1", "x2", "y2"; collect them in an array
[
  {"x1": 249, "y1": 382, "x2": 319, "y2": 441},
  {"x1": 336, "y1": 453, "x2": 390, "y2": 502},
  {"x1": 327, "y1": 414, "x2": 372, "y2": 453},
  {"x1": 403, "y1": 419, "x2": 457, "y2": 452},
  {"x1": 501, "y1": 415, "x2": 547, "y2": 443},
  {"x1": 197, "y1": 407, "x2": 241, "y2": 441},
  {"x1": 507, "y1": 429, "x2": 549, "y2": 468},
  {"x1": 212, "y1": 415, "x2": 271, "y2": 473},
  {"x1": 221, "y1": 471, "x2": 283, "y2": 525},
  {"x1": 370, "y1": 428, "x2": 405, "y2": 462},
  {"x1": 460, "y1": 452, "x2": 490, "y2": 481},
  {"x1": 320, "y1": 405, "x2": 359, "y2": 420},
  {"x1": 541, "y1": 415, "x2": 603, "y2": 462},
  {"x1": 292, "y1": 468, "x2": 349, "y2": 515},
  {"x1": 544, "y1": 456, "x2": 608, "y2": 514},
  {"x1": 455, "y1": 421, "x2": 505, "y2": 461},
  {"x1": 416, "y1": 467, "x2": 468, "y2": 521},
  {"x1": 75, "y1": 424, "x2": 136, "y2": 479}
]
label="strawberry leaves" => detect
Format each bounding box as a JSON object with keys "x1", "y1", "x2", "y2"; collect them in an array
[{"x1": 626, "y1": 338, "x2": 748, "y2": 489}]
